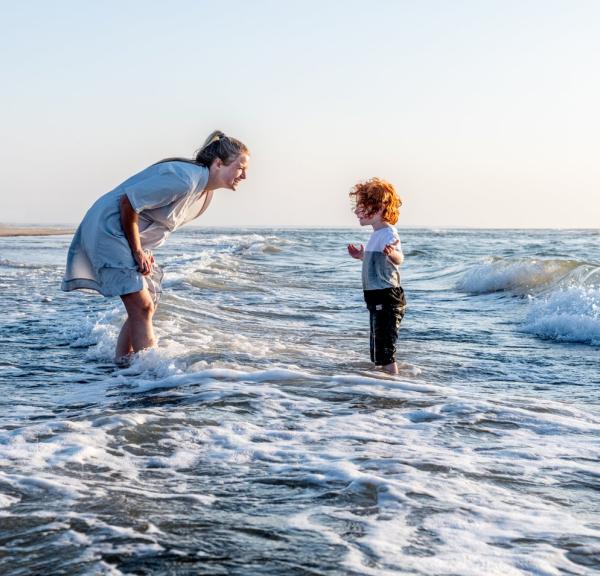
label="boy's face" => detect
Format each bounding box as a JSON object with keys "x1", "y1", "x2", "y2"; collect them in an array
[{"x1": 354, "y1": 205, "x2": 384, "y2": 227}]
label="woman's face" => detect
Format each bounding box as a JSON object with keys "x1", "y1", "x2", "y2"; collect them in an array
[{"x1": 216, "y1": 153, "x2": 250, "y2": 190}]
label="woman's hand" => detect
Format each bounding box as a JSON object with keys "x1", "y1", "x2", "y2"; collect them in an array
[
  {"x1": 347, "y1": 243, "x2": 364, "y2": 260},
  {"x1": 120, "y1": 195, "x2": 153, "y2": 276},
  {"x1": 133, "y1": 249, "x2": 153, "y2": 276}
]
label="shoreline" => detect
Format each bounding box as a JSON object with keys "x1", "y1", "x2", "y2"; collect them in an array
[{"x1": 0, "y1": 225, "x2": 74, "y2": 237}]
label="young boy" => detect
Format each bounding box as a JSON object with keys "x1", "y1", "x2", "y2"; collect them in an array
[{"x1": 347, "y1": 178, "x2": 406, "y2": 374}]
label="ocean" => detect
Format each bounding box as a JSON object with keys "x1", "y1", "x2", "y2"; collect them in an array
[{"x1": 0, "y1": 227, "x2": 598, "y2": 575}]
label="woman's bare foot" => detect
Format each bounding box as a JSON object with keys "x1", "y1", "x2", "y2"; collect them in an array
[{"x1": 114, "y1": 353, "x2": 133, "y2": 367}]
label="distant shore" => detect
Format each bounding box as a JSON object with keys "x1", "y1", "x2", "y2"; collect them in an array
[{"x1": 0, "y1": 225, "x2": 74, "y2": 237}]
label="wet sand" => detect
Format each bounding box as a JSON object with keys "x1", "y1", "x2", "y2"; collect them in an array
[{"x1": 0, "y1": 225, "x2": 74, "y2": 237}]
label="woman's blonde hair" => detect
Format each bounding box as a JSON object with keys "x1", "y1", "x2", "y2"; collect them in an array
[{"x1": 349, "y1": 178, "x2": 402, "y2": 224}]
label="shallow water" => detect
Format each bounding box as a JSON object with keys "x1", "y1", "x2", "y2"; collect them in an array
[{"x1": 0, "y1": 228, "x2": 599, "y2": 575}]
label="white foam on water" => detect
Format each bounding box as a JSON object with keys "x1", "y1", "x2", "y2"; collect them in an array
[
  {"x1": 63, "y1": 306, "x2": 122, "y2": 354},
  {"x1": 522, "y1": 286, "x2": 600, "y2": 346},
  {"x1": 196, "y1": 232, "x2": 289, "y2": 255},
  {"x1": 1, "y1": 356, "x2": 598, "y2": 573},
  {"x1": 0, "y1": 406, "x2": 225, "y2": 518},
  {"x1": 457, "y1": 256, "x2": 600, "y2": 347},
  {"x1": 160, "y1": 250, "x2": 216, "y2": 286},
  {"x1": 0, "y1": 493, "x2": 20, "y2": 508},
  {"x1": 0, "y1": 419, "x2": 140, "y2": 501},
  {"x1": 330, "y1": 373, "x2": 443, "y2": 393},
  {"x1": 270, "y1": 392, "x2": 599, "y2": 575},
  {"x1": 356, "y1": 501, "x2": 584, "y2": 575}
]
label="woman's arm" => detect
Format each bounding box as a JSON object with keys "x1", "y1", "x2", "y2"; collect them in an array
[{"x1": 120, "y1": 195, "x2": 153, "y2": 276}]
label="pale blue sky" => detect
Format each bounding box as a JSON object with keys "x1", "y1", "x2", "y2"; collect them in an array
[{"x1": 1, "y1": 0, "x2": 599, "y2": 227}]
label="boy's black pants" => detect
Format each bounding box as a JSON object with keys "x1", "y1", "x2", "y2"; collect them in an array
[{"x1": 364, "y1": 287, "x2": 406, "y2": 366}]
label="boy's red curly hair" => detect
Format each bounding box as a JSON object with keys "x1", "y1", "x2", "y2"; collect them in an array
[{"x1": 349, "y1": 178, "x2": 402, "y2": 225}]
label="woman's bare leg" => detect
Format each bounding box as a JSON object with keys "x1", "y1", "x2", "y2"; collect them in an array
[
  {"x1": 116, "y1": 289, "x2": 156, "y2": 359},
  {"x1": 115, "y1": 319, "x2": 133, "y2": 360}
]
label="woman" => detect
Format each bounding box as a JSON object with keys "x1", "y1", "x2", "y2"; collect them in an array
[{"x1": 62, "y1": 130, "x2": 250, "y2": 362}]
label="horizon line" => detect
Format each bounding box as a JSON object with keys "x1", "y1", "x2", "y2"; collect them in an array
[{"x1": 1, "y1": 223, "x2": 599, "y2": 232}]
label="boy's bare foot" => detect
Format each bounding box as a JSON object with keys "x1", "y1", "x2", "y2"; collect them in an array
[{"x1": 382, "y1": 362, "x2": 399, "y2": 375}]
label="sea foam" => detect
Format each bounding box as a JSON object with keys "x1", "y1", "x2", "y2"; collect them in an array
[
  {"x1": 522, "y1": 286, "x2": 600, "y2": 346},
  {"x1": 458, "y1": 257, "x2": 600, "y2": 346}
]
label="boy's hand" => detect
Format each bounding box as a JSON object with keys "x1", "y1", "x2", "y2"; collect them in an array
[
  {"x1": 383, "y1": 240, "x2": 403, "y2": 265},
  {"x1": 347, "y1": 243, "x2": 364, "y2": 260},
  {"x1": 383, "y1": 239, "x2": 399, "y2": 256}
]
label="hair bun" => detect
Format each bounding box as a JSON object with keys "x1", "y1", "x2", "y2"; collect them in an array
[
  {"x1": 195, "y1": 131, "x2": 249, "y2": 167},
  {"x1": 201, "y1": 130, "x2": 225, "y2": 149}
]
